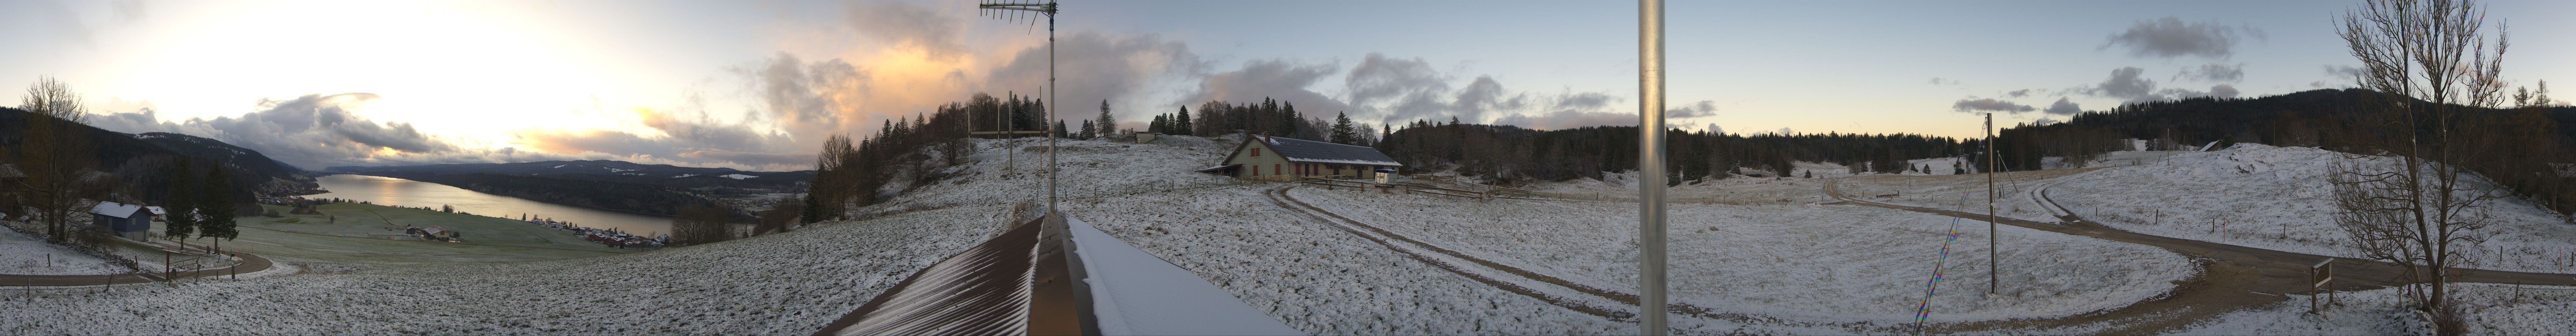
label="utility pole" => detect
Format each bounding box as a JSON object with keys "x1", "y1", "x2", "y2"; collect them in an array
[
  {"x1": 979, "y1": 0, "x2": 1060, "y2": 214},
  {"x1": 1636, "y1": 0, "x2": 1668, "y2": 334},
  {"x1": 1984, "y1": 113, "x2": 1997, "y2": 294}
]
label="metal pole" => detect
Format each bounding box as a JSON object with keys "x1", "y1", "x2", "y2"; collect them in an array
[
  {"x1": 1045, "y1": 6, "x2": 1057, "y2": 214},
  {"x1": 1985, "y1": 113, "x2": 1997, "y2": 294},
  {"x1": 1637, "y1": 0, "x2": 1667, "y2": 334}
]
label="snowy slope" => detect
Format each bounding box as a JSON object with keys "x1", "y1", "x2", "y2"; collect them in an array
[
  {"x1": 0, "y1": 227, "x2": 122, "y2": 275},
  {"x1": 1284, "y1": 187, "x2": 2194, "y2": 325},
  {"x1": 2048, "y1": 144, "x2": 2576, "y2": 273},
  {"x1": 2172, "y1": 283, "x2": 2576, "y2": 335}
]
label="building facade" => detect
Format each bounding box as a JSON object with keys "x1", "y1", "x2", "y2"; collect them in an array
[{"x1": 1200, "y1": 135, "x2": 1403, "y2": 181}]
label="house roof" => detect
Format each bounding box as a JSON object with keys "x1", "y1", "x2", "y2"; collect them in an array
[
  {"x1": 1249, "y1": 135, "x2": 1403, "y2": 166},
  {"x1": 423, "y1": 226, "x2": 448, "y2": 235},
  {"x1": 91, "y1": 201, "x2": 146, "y2": 218},
  {"x1": 0, "y1": 164, "x2": 21, "y2": 178},
  {"x1": 144, "y1": 206, "x2": 167, "y2": 215}
]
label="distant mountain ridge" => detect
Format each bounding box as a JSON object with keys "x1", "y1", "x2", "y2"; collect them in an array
[
  {"x1": 132, "y1": 132, "x2": 304, "y2": 178},
  {"x1": 329, "y1": 160, "x2": 815, "y2": 190},
  {"x1": 0, "y1": 108, "x2": 311, "y2": 205}
]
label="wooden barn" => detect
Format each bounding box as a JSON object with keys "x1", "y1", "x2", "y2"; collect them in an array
[
  {"x1": 1199, "y1": 135, "x2": 1402, "y2": 181},
  {"x1": 90, "y1": 201, "x2": 152, "y2": 241}
]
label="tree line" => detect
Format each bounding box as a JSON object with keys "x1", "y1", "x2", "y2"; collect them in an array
[{"x1": 1375, "y1": 120, "x2": 1967, "y2": 184}]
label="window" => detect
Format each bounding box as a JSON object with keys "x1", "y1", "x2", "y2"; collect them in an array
[
  {"x1": 1274, "y1": 163, "x2": 1281, "y2": 176},
  {"x1": 1250, "y1": 165, "x2": 1258, "y2": 176},
  {"x1": 1251, "y1": 148, "x2": 1261, "y2": 157}
]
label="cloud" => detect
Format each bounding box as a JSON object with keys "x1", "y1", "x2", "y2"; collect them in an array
[
  {"x1": 1951, "y1": 98, "x2": 2036, "y2": 114},
  {"x1": 1929, "y1": 77, "x2": 1961, "y2": 85},
  {"x1": 2070, "y1": 66, "x2": 2234, "y2": 103},
  {"x1": 1665, "y1": 100, "x2": 1718, "y2": 119},
  {"x1": 2004, "y1": 89, "x2": 2031, "y2": 98},
  {"x1": 83, "y1": 93, "x2": 546, "y2": 169},
  {"x1": 847, "y1": 1, "x2": 968, "y2": 59},
  {"x1": 2175, "y1": 63, "x2": 2244, "y2": 82},
  {"x1": 2101, "y1": 16, "x2": 2252, "y2": 59},
  {"x1": 1705, "y1": 124, "x2": 1724, "y2": 135},
  {"x1": 986, "y1": 32, "x2": 1202, "y2": 122},
  {"x1": 2043, "y1": 97, "x2": 2082, "y2": 115},
  {"x1": 2095, "y1": 67, "x2": 2157, "y2": 98},
  {"x1": 1179, "y1": 58, "x2": 1352, "y2": 117},
  {"x1": 1345, "y1": 53, "x2": 1456, "y2": 123},
  {"x1": 1488, "y1": 110, "x2": 1635, "y2": 131}
]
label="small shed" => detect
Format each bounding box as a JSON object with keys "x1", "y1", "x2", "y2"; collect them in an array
[
  {"x1": 144, "y1": 206, "x2": 168, "y2": 222},
  {"x1": 90, "y1": 201, "x2": 152, "y2": 241},
  {"x1": 1201, "y1": 135, "x2": 1403, "y2": 181}
]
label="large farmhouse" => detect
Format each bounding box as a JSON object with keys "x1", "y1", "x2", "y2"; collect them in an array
[{"x1": 1201, "y1": 135, "x2": 1402, "y2": 181}]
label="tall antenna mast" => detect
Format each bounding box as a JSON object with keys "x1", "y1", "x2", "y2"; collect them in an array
[{"x1": 980, "y1": 0, "x2": 1061, "y2": 215}]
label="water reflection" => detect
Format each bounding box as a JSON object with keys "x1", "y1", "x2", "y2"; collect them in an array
[{"x1": 308, "y1": 174, "x2": 674, "y2": 236}]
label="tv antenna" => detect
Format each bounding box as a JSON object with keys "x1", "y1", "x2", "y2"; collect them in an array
[{"x1": 979, "y1": 0, "x2": 1061, "y2": 214}]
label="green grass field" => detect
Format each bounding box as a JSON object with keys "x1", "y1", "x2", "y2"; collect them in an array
[{"x1": 150, "y1": 203, "x2": 637, "y2": 264}]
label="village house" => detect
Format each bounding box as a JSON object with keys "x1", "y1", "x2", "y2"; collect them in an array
[
  {"x1": 90, "y1": 201, "x2": 153, "y2": 241},
  {"x1": 1200, "y1": 135, "x2": 1403, "y2": 181}
]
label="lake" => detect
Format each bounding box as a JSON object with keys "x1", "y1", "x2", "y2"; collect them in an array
[{"x1": 307, "y1": 174, "x2": 675, "y2": 236}]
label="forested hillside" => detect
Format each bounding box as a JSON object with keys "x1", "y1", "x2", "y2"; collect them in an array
[
  {"x1": 1998, "y1": 88, "x2": 2576, "y2": 214},
  {"x1": 0, "y1": 108, "x2": 302, "y2": 209}
]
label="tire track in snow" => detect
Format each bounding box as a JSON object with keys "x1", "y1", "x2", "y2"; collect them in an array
[{"x1": 1265, "y1": 185, "x2": 1805, "y2": 330}]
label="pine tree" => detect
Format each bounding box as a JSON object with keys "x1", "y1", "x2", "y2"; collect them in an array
[
  {"x1": 1079, "y1": 119, "x2": 1096, "y2": 139},
  {"x1": 197, "y1": 165, "x2": 238, "y2": 253},
  {"x1": 1174, "y1": 106, "x2": 1193, "y2": 136},
  {"x1": 1096, "y1": 100, "x2": 1116, "y2": 136},
  {"x1": 163, "y1": 157, "x2": 198, "y2": 242},
  {"x1": 1280, "y1": 101, "x2": 1299, "y2": 136},
  {"x1": 1330, "y1": 112, "x2": 1358, "y2": 145}
]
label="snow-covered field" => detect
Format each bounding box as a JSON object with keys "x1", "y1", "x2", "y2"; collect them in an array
[
  {"x1": 2172, "y1": 283, "x2": 2576, "y2": 335},
  {"x1": 12, "y1": 134, "x2": 2573, "y2": 335},
  {"x1": 2048, "y1": 144, "x2": 2576, "y2": 273},
  {"x1": 1284, "y1": 186, "x2": 2196, "y2": 326},
  {"x1": 0, "y1": 226, "x2": 123, "y2": 275}
]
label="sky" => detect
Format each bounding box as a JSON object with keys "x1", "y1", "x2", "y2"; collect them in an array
[{"x1": 2, "y1": 0, "x2": 2570, "y2": 171}]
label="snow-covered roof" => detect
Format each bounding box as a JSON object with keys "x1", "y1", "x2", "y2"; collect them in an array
[
  {"x1": 1066, "y1": 216, "x2": 1300, "y2": 335},
  {"x1": 818, "y1": 214, "x2": 1294, "y2": 335},
  {"x1": 144, "y1": 206, "x2": 167, "y2": 215},
  {"x1": 91, "y1": 202, "x2": 146, "y2": 218},
  {"x1": 1250, "y1": 135, "x2": 1403, "y2": 167},
  {"x1": 423, "y1": 226, "x2": 448, "y2": 235}
]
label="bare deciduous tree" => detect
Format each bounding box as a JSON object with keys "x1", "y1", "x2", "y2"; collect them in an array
[
  {"x1": 12, "y1": 89, "x2": 107, "y2": 243},
  {"x1": 2331, "y1": 0, "x2": 2509, "y2": 330},
  {"x1": 19, "y1": 75, "x2": 88, "y2": 124}
]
